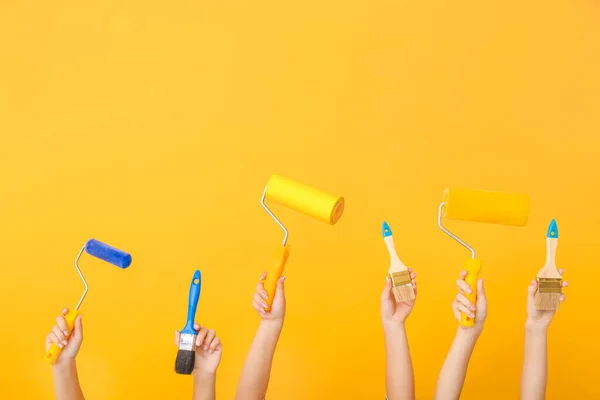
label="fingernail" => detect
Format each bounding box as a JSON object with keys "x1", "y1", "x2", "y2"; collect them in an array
[
  {"x1": 58, "y1": 344, "x2": 63, "y2": 348},
  {"x1": 468, "y1": 289, "x2": 472, "y2": 294},
  {"x1": 282, "y1": 276, "x2": 286, "y2": 282},
  {"x1": 262, "y1": 302, "x2": 268, "y2": 308},
  {"x1": 470, "y1": 305, "x2": 476, "y2": 311},
  {"x1": 209, "y1": 349, "x2": 214, "y2": 354},
  {"x1": 63, "y1": 340, "x2": 68, "y2": 345},
  {"x1": 63, "y1": 330, "x2": 69, "y2": 335},
  {"x1": 260, "y1": 309, "x2": 266, "y2": 314},
  {"x1": 204, "y1": 346, "x2": 208, "y2": 351},
  {"x1": 261, "y1": 293, "x2": 268, "y2": 299}
]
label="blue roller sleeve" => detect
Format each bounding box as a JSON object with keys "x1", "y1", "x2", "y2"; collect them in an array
[
  {"x1": 181, "y1": 270, "x2": 201, "y2": 335},
  {"x1": 85, "y1": 239, "x2": 132, "y2": 269}
]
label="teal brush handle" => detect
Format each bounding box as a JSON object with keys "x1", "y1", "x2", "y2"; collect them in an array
[
  {"x1": 181, "y1": 270, "x2": 201, "y2": 335},
  {"x1": 547, "y1": 219, "x2": 558, "y2": 238}
]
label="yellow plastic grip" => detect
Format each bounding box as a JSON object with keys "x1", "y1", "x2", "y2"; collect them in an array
[
  {"x1": 263, "y1": 245, "x2": 291, "y2": 311},
  {"x1": 45, "y1": 309, "x2": 78, "y2": 365},
  {"x1": 460, "y1": 258, "x2": 482, "y2": 327}
]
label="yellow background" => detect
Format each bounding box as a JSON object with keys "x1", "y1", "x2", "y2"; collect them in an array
[{"x1": 1, "y1": 1, "x2": 598, "y2": 399}]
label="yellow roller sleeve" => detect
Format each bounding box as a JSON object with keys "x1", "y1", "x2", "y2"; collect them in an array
[
  {"x1": 45, "y1": 309, "x2": 78, "y2": 364},
  {"x1": 443, "y1": 188, "x2": 529, "y2": 226},
  {"x1": 460, "y1": 258, "x2": 482, "y2": 327},
  {"x1": 266, "y1": 175, "x2": 344, "y2": 225},
  {"x1": 263, "y1": 245, "x2": 291, "y2": 311}
]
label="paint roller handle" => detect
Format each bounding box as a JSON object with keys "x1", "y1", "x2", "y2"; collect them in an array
[
  {"x1": 85, "y1": 239, "x2": 132, "y2": 269},
  {"x1": 45, "y1": 309, "x2": 78, "y2": 365},
  {"x1": 182, "y1": 270, "x2": 201, "y2": 334},
  {"x1": 460, "y1": 259, "x2": 482, "y2": 327},
  {"x1": 264, "y1": 246, "x2": 291, "y2": 311}
]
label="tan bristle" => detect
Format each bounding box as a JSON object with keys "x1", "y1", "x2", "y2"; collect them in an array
[
  {"x1": 391, "y1": 283, "x2": 415, "y2": 302},
  {"x1": 534, "y1": 277, "x2": 562, "y2": 310},
  {"x1": 534, "y1": 291, "x2": 561, "y2": 310}
]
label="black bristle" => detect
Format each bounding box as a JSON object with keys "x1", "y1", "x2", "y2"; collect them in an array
[{"x1": 175, "y1": 350, "x2": 195, "y2": 375}]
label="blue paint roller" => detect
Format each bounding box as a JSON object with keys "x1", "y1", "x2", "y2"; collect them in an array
[{"x1": 45, "y1": 239, "x2": 132, "y2": 364}]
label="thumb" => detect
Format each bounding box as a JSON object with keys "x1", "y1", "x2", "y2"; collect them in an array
[
  {"x1": 476, "y1": 278, "x2": 486, "y2": 301},
  {"x1": 527, "y1": 279, "x2": 537, "y2": 303},
  {"x1": 174, "y1": 330, "x2": 181, "y2": 347},
  {"x1": 273, "y1": 276, "x2": 286, "y2": 303},
  {"x1": 381, "y1": 276, "x2": 392, "y2": 300},
  {"x1": 73, "y1": 315, "x2": 83, "y2": 340}
]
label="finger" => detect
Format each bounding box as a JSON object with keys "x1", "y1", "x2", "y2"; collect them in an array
[
  {"x1": 195, "y1": 327, "x2": 209, "y2": 347},
  {"x1": 52, "y1": 326, "x2": 68, "y2": 346},
  {"x1": 459, "y1": 270, "x2": 468, "y2": 280},
  {"x1": 256, "y1": 281, "x2": 268, "y2": 300},
  {"x1": 48, "y1": 332, "x2": 64, "y2": 348},
  {"x1": 254, "y1": 293, "x2": 268, "y2": 309},
  {"x1": 558, "y1": 268, "x2": 564, "y2": 276},
  {"x1": 456, "y1": 293, "x2": 476, "y2": 311},
  {"x1": 273, "y1": 276, "x2": 286, "y2": 304},
  {"x1": 259, "y1": 271, "x2": 267, "y2": 281},
  {"x1": 209, "y1": 337, "x2": 221, "y2": 354},
  {"x1": 476, "y1": 278, "x2": 486, "y2": 300},
  {"x1": 203, "y1": 330, "x2": 216, "y2": 351},
  {"x1": 174, "y1": 330, "x2": 181, "y2": 347},
  {"x1": 56, "y1": 315, "x2": 69, "y2": 336},
  {"x1": 560, "y1": 294, "x2": 566, "y2": 302},
  {"x1": 381, "y1": 276, "x2": 392, "y2": 300},
  {"x1": 253, "y1": 300, "x2": 267, "y2": 314},
  {"x1": 456, "y1": 279, "x2": 473, "y2": 294},
  {"x1": 562, "y1": 280, "x2": 569, "y2": 287},
  {"x1": 410, "y1": 272, "x2": 417, "y2": 280},
  {"x1": 72, "y1": 314, "x2": 83, "y2": 340},
  {"x1": 61, "y1": 308, "x2": 69, "y2": 317},
  {"x1": 528, "y1": 279, "x2": 537, "y2": 294},
  {"x1": 456, "y1": 302, "x2": 475, "y2": 319}
]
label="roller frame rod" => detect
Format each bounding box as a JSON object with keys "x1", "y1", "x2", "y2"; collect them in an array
[
  {"x1": 438, "y1": 202, "x2": 476, "y2": 259},
  {"x1": 261, "y1": 186, "x2": 289, "y2": 246}
]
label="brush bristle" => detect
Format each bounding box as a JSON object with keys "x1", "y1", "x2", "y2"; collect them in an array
[
  {"x1": 392, "y1": 283, "x2": 415, "y2": 302},
  {"x1": 534, "y1": 292, "x2": 561, "y2": 310},
  {"x1": 175, "y1": 350, "x2": 195, "y2": 375}
]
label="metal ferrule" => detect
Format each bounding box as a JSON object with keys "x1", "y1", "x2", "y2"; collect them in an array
[{"x1": 178, "y1": 333, "x2": 197, "y2": 352}]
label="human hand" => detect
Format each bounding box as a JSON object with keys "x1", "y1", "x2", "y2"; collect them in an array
[
  {"x1": 45, "y1": 308, "x2": 83, "y2": 366},
  {"x1": 453, "y1": 271, "x2": 487, "y2": 334},
  {"x1": 175, "y1": 323, "x2": 222, "y2": 375},
  {"x1": 253, "y1": 271, "x2": 286, "y2": 323},
  {"x1": 527, "y1": 269, "x2": 568, "y2": 331},
  {"x1": 381, "y1": 269, "x2": 417, "y2": 328}
]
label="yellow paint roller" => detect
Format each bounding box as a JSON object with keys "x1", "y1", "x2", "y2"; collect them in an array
[
  {"x1": 261, "y1": 175, "x2": 344, "y2": 310},
  {"x1": 438, "y1": 188, "x2": 530, "y2": 327}
]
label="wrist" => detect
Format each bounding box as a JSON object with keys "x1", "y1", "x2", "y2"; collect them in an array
[
  {"x1": 260, "y1": 319, "x2": 284, "y2": 331},
  {"x1": 383, "y1": 321, "x2": 406, "y2": 335},
  {"x1": 525, "y1": 321, "x2": 549, "y2": 336},
  {"x1": 52, "y1": 358, "x2": 76, "y2": 374},
  {"x1": 194, "y1": 369, "x2": 217, "y2": 379},
  {"x1": 457, "y1": 325, "x2": 483, "y2": 340}
]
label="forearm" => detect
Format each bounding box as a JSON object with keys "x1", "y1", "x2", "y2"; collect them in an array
[
  {"x1": 520, "y1": 325, "x2": 548, "y2": 400},
  {"x1": 235, "y1": 320, "x2": 283, "y2": 400},
  {"x1": 193, "y1": 371, "x2": 216, "y2": 400},
  {"x1": 53, "y1": 361, "x2": 85, "y2": 400},
  {"x1": 384, "y1": 324, "x2": 414, "y2": 400},
  {"x1": 434, "y1": 328, "x2": 480, "y2": 400}
]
